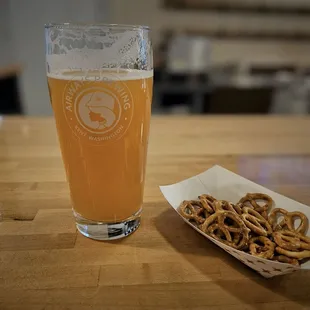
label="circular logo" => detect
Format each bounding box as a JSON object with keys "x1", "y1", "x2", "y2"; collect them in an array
[{"x1": 63, "y1": 73, "x2": 133, "y2": 144}]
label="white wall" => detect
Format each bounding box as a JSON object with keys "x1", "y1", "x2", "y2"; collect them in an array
[
  {"x1": 1, "y1": 0, "x2": 109, "y2": 115},
  {"x1": 0, "y1": 0, "x2": 15, "y2": 69}
]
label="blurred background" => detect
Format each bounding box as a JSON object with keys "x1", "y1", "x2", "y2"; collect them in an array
[{"x1": 1, "y1": 0, "x2": 310, "y2": 116}]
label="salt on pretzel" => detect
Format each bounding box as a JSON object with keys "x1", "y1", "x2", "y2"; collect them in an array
[
  {"x1": 239, "y1": 193, "x2": 273, "y2": 219},
  {"x1": 269, "y1": 208, "x2": 308, "y2": 235},
  {"x1": 249, "y1": 236, "x2": 275, "y2": 259},
  {"x1": 286, "y1": 211, "x2": 309, "y2": 235},
  {"x1": 179, "y1": 200, "x2": 209, "y2": 224},
  {"x1": 268, "y1": 208, "x2": 288, "y2": 231},
  {"x1": 207, "y1": 223, "x2": 231, "y2": 243},
  {"x1": 213, "y1": 200, "x2": 242, "y2": 215},
  {"x1": 241, "y1": 207, "x2": 273, "y2": 236},
  {"x1": 198, "y1": 194, "x2": 216, "y2": 214},
  {"x1": 200, "y1": 210, "x2": 250, "y2": 249},
  {"x1": 273, "y1": 230, "x2": 310, "y2": 251},
  {"x1": 276, "y1": 246, "x2": 310, "y2": 260}
]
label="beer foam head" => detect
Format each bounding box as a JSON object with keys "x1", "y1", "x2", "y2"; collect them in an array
[{"x1": 47, "y1": 69, "x2": 153, "y2": 81}]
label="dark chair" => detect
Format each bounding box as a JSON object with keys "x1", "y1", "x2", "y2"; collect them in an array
[
  {"x1": 0, "y1": 74, "x2": 23, "y2": 114},
  {"x1": 208, "y1": 86, "x2": 273, "y2": 114}
]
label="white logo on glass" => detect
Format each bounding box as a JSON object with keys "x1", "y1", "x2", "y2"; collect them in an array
[{"x1": 78, "y1": 92, "x2": 118, "y2": 131}]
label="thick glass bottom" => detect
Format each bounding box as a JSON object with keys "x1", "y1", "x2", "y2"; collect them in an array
[{"x1": 74, "y1": 208, "x2": 142, "y2": 240}]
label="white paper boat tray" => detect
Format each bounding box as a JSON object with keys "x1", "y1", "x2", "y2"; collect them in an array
[{"x1": 160, "y1": 165, "x2": 310, "y2": 278}]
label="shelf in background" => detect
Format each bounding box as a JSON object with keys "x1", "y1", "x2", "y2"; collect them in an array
[
  {"x1": 161, "y1": 28, "x2": 310, "y2": 42},
  {"x1": 163, "y1": 0, "x2": 310, "y2": 16}
]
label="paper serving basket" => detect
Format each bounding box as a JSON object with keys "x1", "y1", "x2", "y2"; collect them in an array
[{"x1": 160, "y1": 165, "x2": 310, "y2": 278}]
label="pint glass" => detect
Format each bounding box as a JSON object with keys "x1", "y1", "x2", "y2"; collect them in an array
[{"x1": 45, "y1": 23, "x2": 153, "y2": 240}]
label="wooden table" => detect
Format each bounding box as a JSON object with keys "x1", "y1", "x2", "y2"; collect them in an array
[{"x1": 0, "y1": 116, "x2": 310, "y2": 309}]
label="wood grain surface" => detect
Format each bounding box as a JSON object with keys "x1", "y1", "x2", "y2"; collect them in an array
[{"x1": 0, "y1": 116, "x2": 310, "y2": 309}]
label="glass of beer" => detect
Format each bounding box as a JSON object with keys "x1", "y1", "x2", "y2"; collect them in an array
[{"x1": 45, "y1": 23, "x2": 153, "y2": 240}]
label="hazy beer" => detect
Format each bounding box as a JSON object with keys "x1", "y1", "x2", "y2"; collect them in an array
[{"x1": 48, "y1": 70, "x2": 153, "y2": 221}]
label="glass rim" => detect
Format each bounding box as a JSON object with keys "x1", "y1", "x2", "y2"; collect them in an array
[{"x1": 44, "y1": 22, "x2": 150, "y2": 31}]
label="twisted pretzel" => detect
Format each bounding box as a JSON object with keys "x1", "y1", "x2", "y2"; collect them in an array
[
  {"x1": 198, "y1": 194, "x2": 216, "y2": 214},
  {"x1": 272, "y1": 255, "x2": 299, "y2": 266},
  {"x1": 273, "y1": 230, "x2": 310, "y2": 251},
  {"x1": 239, "y1": 193, "x2": 273, "y2": 219},
  {"x1": 286, "y1": 212, "x2": 309, "y2": 235},
  {"x1": 268, "y1": 208, "x2": 288, "y2": 231},
  {"x1": 249, "y1": 236, "x2": 275, "y2": 259},
  {"x1": 213, "y1": 200, "x2": 242, "y2": 215},
  {"x1": 200, "y1": 211, "x2": 250, "y2": 249},
  {"x1": 208, "y1": 223, "x2": 244, "y2": 246},
  {"x1": 179, "y1": 200, "x2": 210, "y2": 224},
  {"x1": 241, "y1": 207, "x2": 273, "y2": 236},
  {"x1": 276, "y1": 246, "x2": 310, "y2": 260},
  {"x1": 269, "y1": 208, "x2": 308, "y2": 235},
  {"x1": 207, "y1": 223, "x2": 232, "y2": 243}
]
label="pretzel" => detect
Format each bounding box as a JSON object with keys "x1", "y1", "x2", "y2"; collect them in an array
[
  {"x1": 276, "y1": 246, "x2": 310, "y2": 260},
  {"x1": 179, "y1": 200, "x2": 209, "y2": 224},
  {"x1": 273, "y1": 230, "x2": 310, "y2": 251},
  {"x1": 268, "y1": 208, "x2": 288, "y2": 231},
  {"x1": 198, "y1": 194, "x2": 216, "y2": 214},
  {"x1": 207, "y1": 223, "x2": 231, "y2": 243},
  {"x1": 198, "y1": 194, "x2": 216, "y2": 203},
  {"x1": 201, "y1": 211, "x2": 250, "y2": 249},
  {"x1": 208, "y1": 223, "x2": 244, "y2": 246},
  {"x1": 249, "y1": 236, "x2": 275, "y2": 259},
  {"x1": 239, "y1": 193, "x2": 273, "y2": 219},
  {"x1": 213, "y1": 200, "x2": 242, "y2": 215},
  {"x1": 241, "y1": 207, "x2": 273, "y2": 236},
  {"x1": 286, "y1": 211, "x2": 309, "y2": 235},
  {"x1": 272, "y1": 255, "x2": 299, "y2": 266},
  {"x1": 269, "y1": 208, "x2": 308, "y2": 235}
]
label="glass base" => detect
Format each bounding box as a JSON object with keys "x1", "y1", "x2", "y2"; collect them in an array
[{"x1": 74, "y1": 208, "x2": 141, "y2": 240}]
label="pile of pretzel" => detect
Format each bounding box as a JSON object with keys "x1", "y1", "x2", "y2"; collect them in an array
[{"x1": 179, "y1": 193, "x2": 310, "y2": 265}]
